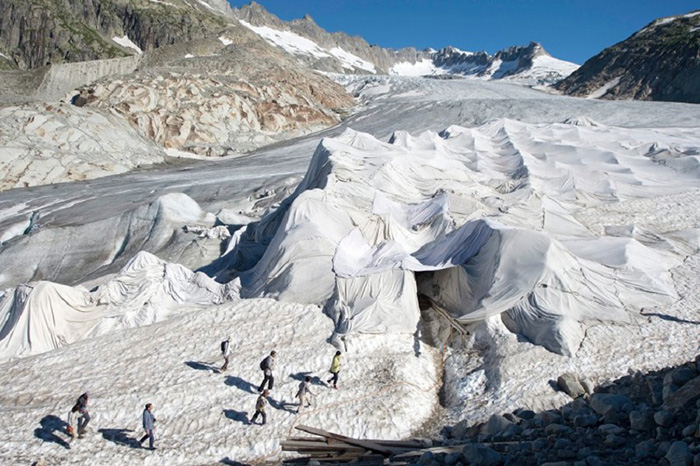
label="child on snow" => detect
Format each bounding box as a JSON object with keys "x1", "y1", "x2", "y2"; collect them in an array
[{"x1": 295, "y1": 376, "x2": 316, "y2": 413}]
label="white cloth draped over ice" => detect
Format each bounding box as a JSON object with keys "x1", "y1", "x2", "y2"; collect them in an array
[
  {"x1": 0, "y1": 251, "x2": 234, "y2": 360},
  {"x1": 225, "y1": 121, "x2": 697, "y2": 356},
  {"x1": 3, "y1": 119, "x2": 699, "y2": 359}
]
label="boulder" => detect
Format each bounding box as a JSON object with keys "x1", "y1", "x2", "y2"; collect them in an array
[
  {"x1": 589, "y1": 393, "x2": 632, "y2": 415},
  {"x1": 558, "y1": 373, "x2": 586, "y2": 398},
  {"x1": 598, "y1": 424, "x2": 627, "y2": 435},
  {"x1": 574, "y1": 414, "x2": 599, "y2": 428},
  {"x1": 664, "y1": 376, "x2": 700, "y2": 411},
  {"x1": 629, "y1": 409, "x2": 655, "y2": 431},
  {"x1": 480, "y1": 415, "x2": 514, "y2": 437},
  {"x1": 461, "y1": 443, "x2": 502, "y2": 466},
  {"x1": 655, "y1": 409, "x2": 676, "y2": 427},
  {"x1": 544, "y1": 424, "x2": 574, "y2": 436},
  {"x1": 665, "y1": 441, "x2": 692, "y2": 466}
]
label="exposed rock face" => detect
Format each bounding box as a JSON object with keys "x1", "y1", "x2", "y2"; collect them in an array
[
  {"x1": 231, "y1": 3, "x2": 577, "y2": 84},
  {"x1": 83, "y1": 25, "x2": 354, "y2": 155},
  {"x1": 0, "y1": 102, "x2": 166, "y2": 190},
  {"x1": 556, "y1": 10, "x2": 700, "y2": 103},
  {"x1": 231, "y1": 1, "x2": 423, "y2": 74},
  {"x1": 0, "y1": 0, "x2": 229, "y2": 70}
]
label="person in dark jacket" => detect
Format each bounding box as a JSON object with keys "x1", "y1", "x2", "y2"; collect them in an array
[
  {"x1": 257, "y1": 350, "x2": 276, "y2": 392},
  {"x1": 250, "y1": 390, "x2": 269, "y2": 425},
  {"x1": 139, "y1": 403, "x2": 157, "y2": 450},
  {"x1": 76, "y1": 392, "x2": 90, "y2": 436}
]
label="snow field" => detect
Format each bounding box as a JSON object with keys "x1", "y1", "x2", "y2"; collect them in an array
[{"x1": 2, "y1": 299, "x2": 439, "y2": 465}]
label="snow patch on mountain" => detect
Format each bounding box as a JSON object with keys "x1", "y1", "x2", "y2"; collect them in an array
[
  {"x1": 239, "y1": 19, "x2": 375, "y2": 73},
  {"x1": 112, "y1": 35, "x2": 143, "y2": 54},
  {"x1": 588, "y1": 76, "x2": 622, "y2": 99}
]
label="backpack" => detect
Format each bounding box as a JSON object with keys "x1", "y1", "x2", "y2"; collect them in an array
[
  {"x1": 220, "y1": 340, "x2": 228, "y2": 353},
  {"x1": 260, "y1": 357, "x2": 268, "y2": 371}
]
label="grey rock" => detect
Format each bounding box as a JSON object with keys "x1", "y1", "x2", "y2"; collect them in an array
[
  {"x1": 461, "y1": 443, "x2": 502, "y2": 466},
  {"x1": 694, "y1": 453, "x2": 700, "y2": 466},
  {"x1": 604, "y1": 434, "x2": 626, "y2": 448},
  {"x1": 494, "y1": 423, "x2": 522, "y2": 441},
  {"x1": 541, "y1": 462, "x2": 569, "y2": 466},
  {"x1": 544, "y1": 424, "x2": 574, "y2": 436},
  {"x1": 589, "y1": 393, "x2": 633, "y2": 415},
  {"x1": 558, "y1": 372, "x2": 586, "y2": 398},
  {"x1": 630, "y1": 409, "x2": 656, "y2": 431},
  {"x1": 580, "y1": 377, "x2": 596, "y2": 395},
  {"x1": 683, "y1": 424, "x2": 697, "y2": 438},
  {"x1": 665, "y1": 441, "x2": 692, "y2": 466},
  {"x1": 515, "y1": 409, "x2": 536, "y2": 420},
  {"x1": 574, "y1": 414, "x2": 599, "y2": 428},
  {"x1": 418, "y1": 451, "x2": 436, "y2": 465},
  {"x1": 444, "y1": 452, "x2": 463, "y2": 466},
  {"x1": 535, "y1": 410, "x2": 563, "y2": 426},
  {"x1": 658, "y1": 441, "x2": 673, "y2": 458},
  {"x1": 451, "y1": 419, "x2": 472, "y2": 440},
  {"x1": 656, "y1": 410, "x2": 676, "y2": 427},
  {"x1": 636, "y1": 439, "x2": 655, "y2": 458},
  {"x1": 586, "y1": 456, "x2": 603, "y2": 466},
  {"x1": 480, "y1": 414, "x2": 514, "y2": 437},
  {"x1": 598, "y1": 423, "x2": 627, "y2": 435}
]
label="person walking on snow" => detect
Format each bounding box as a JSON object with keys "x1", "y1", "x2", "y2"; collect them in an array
[
  {"x1": 220, "y1": 335, "x2": 233, "y2": 372},
  {"x1": 250, "y1": 390, "x2": 269, "y2": 425},
  {"x1": 295, "y1": 376, "x2": 316, "y2": 413},
  {"x1": 75, "y1": 392, "x2": 90, "y2": 436},
  {"x1": 258, "y1": 350, "x2": 276, "y2": 392},
  {"x1": 327, "y1": 351, "x2": 341, "y2": 389},
  {"x1": 139, "y1": 403, "x2": 157, "y2": 450},
  {"x1": 66, "y1": 404, "x2": 79, "y2": 439}
]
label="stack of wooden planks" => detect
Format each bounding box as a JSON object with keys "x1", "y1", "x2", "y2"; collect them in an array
[{"x1": 282, "y1": 425, "x2": 432, "y2": 464}]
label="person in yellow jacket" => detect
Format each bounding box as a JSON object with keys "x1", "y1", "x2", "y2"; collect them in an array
[{"x1": 326, "y1": 351, "x2": 341, "y2": 389}]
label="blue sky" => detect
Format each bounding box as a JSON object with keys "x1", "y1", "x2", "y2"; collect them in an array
[{"x1": 228, "y1": 1, "x2": 699, "y2": 64}]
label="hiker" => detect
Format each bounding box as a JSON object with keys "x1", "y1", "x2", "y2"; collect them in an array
[
  {"x1": 75, "y1": 392, "x2": 90, "y2": 436},
  {"x1": 327, "y1": 351, "x2": 341, "y2": 389},
  {"x1": 250, "y1": 390, "x2": 269, "y2": 425},
  {"x1": 258, "y1": 350, "x2": 276, "y2": 392},
  {"x1": 220, "y1": 335, "x2": 233, "y2": 372},
  {"x1": 295, "y1": 376, "x2": 316, "y2": 414},
  {"x1": 66, "y1": 404, "x2": 79, "y2": 439},
  {"x1": 139, "y1": 403, "x2": 157, "y2": 450}
]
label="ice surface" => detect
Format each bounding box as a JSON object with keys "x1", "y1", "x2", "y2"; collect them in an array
[{"x1": 2, "y1": 75, "x2": 700, "y2": 464}]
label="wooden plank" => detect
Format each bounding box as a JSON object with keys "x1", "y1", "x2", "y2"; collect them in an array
[
  {"x1": 281, "y1": 442, "x2": 366, "y2": 453},
  {"x1": 295, "y1": 425, "x2": 400, "y2": 455}
]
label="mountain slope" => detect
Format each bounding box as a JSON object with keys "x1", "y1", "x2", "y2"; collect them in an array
[
  {"x1": 231, "y1": 2, "x2": 578, "y2": 85},
  {"x1": 556, "y1": 10, "x2": 700, "y2": 103},
  {"x1": 0, "y1": 0, "x2": 230, "y2": 70}
]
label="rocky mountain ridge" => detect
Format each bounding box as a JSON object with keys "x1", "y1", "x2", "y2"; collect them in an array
[
  {"x1": 230, "y1": 2, "x2": 577, "y2": 84},
  {"x1": 556, "y1": 10, "x2": 700, "y2": 103}
]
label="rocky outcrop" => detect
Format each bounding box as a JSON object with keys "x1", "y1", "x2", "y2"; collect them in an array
[
  {"x1": 231, "y1": 1, "x2": 423, "y2": 74},
  {"x1": 81, "y1": 25, "x2": 354, "y2": 156},
  {"x1": 0, "y1": 102, "x2": 166, "y2": 190},
  {"x1": 0, "y1": 0, "x2": 229, "y2": 70},
  {"x1": 231, "y1": 3, "x2": 577, "y2": 84},
  {"x1": 556, "y1": 10, "x2": 700, "y2": 103},
  {"x1": 405, "y1": 356, "x2": 700, "y2": 466}
]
